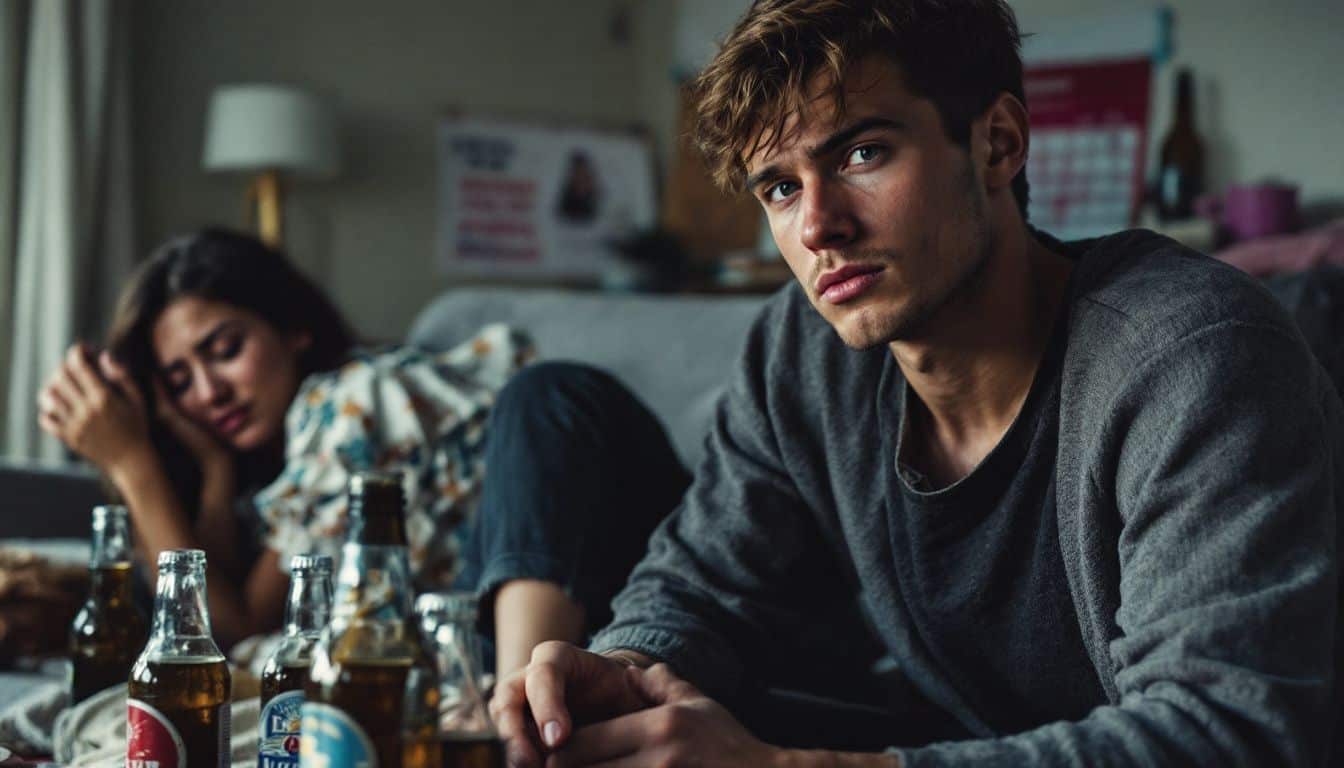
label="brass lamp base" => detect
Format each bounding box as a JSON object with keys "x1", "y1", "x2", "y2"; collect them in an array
[{"x1": 245, "y1": 169, "x2": 284, "y2": 248}]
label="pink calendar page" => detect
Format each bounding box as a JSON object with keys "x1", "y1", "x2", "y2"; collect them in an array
[{"x1": 1024, "y1": 58, "x2": 1151, "y2": 241}]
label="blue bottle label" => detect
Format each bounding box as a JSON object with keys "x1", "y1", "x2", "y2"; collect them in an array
[
  {"x1": 298, "y1": 702, "x2": 377, "y2": 768},
  {"x1": 258, "y1": 690, "x2": 304, "y2": 767}
]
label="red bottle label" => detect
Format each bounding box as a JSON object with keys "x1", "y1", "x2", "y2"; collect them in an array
[{"x1": 127, "y1": 699, "x2": 187, "y2": 768}]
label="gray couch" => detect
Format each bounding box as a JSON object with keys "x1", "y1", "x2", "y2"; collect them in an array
[
  {"x1": 0, "y1": 287, "x2": 774, "y2": 541},
  {"x1": 408, "y1": 287, "x2": 772, "y2": 469}
]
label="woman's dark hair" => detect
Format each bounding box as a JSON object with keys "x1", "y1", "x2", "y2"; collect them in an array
[{"x1": 105, "y1": 228, "x2": 357, "y2": 510}]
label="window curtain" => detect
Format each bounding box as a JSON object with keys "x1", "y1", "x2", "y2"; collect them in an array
[{"x1": 1, "y1": 0, "x2": 135, "y2": 463}]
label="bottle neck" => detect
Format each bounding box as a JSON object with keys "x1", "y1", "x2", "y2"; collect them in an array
[
  {"x1": 90, "y1": 562, "x2": 137, "y2": 607},
  {"x1": 347, "y1": 505, "x2": 407, "y2": 547},
  {"x1": 422, "y1": 608, "x2": 492, "y2": 736},
  {"x1": 1172, "y1": 75, "x2": 1195, "y2": 129},
  {"x1": 89, "y1": 511, "x2": 133, "y2": 568},
  {"x1": 284, "y1": 568, "x2": 333, "y2": 637},
  {"x1": 148, "y1": 563, "x2": 218, "y2": 651},
  {"x1": 332, "y1": 542, "x2": 414, "y2": 627}
]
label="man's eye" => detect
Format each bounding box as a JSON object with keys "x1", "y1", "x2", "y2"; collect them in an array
[
  {"x1": 846, "y1": 145, "x2": 884, "y2": 167},
  {"x1": 766, "y1": 181, "x2": 799, "y2": 203}
]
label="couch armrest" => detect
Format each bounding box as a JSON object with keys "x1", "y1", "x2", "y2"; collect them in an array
[{"x1": 0, "y1": 461, "x2": 106, "y2": 539}]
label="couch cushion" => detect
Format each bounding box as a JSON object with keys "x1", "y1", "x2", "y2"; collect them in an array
[
  {"x1": 0, "y1": 460, "x2": 104, "y2": 539},
  {"x1": 407, "y1": 288, "x2": 774, "y2": 469}
]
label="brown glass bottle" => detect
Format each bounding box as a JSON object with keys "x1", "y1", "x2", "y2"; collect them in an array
[
  {"x1": 416, "y1": 593, "x2": 504, "y2": 768},
  {"x1": 302, "y1": 472, "x2": 441, "y2": 768},
  {"x1": 439, "y1": 736, "x2": 505, "y2": 768},
  {"x1": 69, "y1": 506, "x2": 147, "y2": 704},
  {"x1": 1156, "y1": 69, "x2": 1205, "y2": 221},
  {"x1": 128, "y1": 657, "x2": 231, "y2": 762},
  {"x1": 127, "y1": 549, "x2": 231, "y2": 768},
  {"x1": 259, "y1": 554, "x2": 332, "y2": 766}
]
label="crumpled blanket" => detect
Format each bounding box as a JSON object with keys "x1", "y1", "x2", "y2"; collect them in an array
[
  {"x1": 0, "y1": 547, "x2": 86, "y2": 662},
  {"x1": 0, "y1": 676, "x2": 67, "y2": 755},
  {"x1": 0, "y1": 654, "x2": 269, "y2": 765},
  {"x1": 0, "y1": 681, "x2": 261, "y2": 767},
  {"x1": 1215, "y1": 218, "x2": 1344, "y2": 277}
]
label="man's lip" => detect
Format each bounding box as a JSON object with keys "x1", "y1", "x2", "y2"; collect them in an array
[
  {"x1": 213, "y1": 406, "x2": 249, "y2": 435},
  {"x1": 816, "y1": 264, "x2": 884, "y2": 295}
]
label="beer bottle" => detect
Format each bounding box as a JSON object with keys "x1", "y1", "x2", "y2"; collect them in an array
[
  {"x1": 1156, "y1": 68, "x2": 1205, "y2": 221},
  {"x1": 259, "y1": 554, "x2": 333, "y2": 767},
  {"x1": 301, "y1": 472, "x2": 441, "y2": 768},
  {"x1": 416, "y1": 593, "x2": 504, "y2": 768},
  {"x1": 127, "y1": 549, "x2": 232, "y2": 768},
  {"x1": 68, "y1": 505, "x2": 147, "y2": 704}
]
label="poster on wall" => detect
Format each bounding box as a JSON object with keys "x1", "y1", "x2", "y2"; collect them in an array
[{"x1": 437, "y1": 116, "x2": 657, "y2": 279}]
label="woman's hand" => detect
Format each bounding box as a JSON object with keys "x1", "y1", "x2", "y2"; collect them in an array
[
  {"x1": 37, "y1": 344, "x2": 153, "y2": 474},
  {"x1": 149, "y1": 377, "x2": 234, "y2": 484}
]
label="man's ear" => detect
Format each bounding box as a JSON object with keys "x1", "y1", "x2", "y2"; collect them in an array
[{"x1": 978, "y1": 92, "x2": 1029, "y2": 194}]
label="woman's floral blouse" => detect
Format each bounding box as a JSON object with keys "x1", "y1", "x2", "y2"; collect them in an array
[{"x1": 253, "y1": 324, "x2": 535, "y2": 587}]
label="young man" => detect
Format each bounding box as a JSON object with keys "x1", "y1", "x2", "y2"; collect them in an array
[{"x1": 491, "y1": 1, "x2": 1343, "y2": 765}]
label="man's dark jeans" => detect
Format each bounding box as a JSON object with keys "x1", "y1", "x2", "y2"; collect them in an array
[
  {"x1": 455, "y1": 361, "x2": 966, "y2": 751},
  {"x1": 454, "y1": 361, "x2": 691, "y2": 644}
]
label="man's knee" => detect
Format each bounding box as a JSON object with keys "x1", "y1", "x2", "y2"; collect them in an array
[{"x1": 492, "y1": 361, "x2": 623, "y2": 428}]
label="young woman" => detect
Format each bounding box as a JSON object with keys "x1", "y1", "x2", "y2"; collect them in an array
[{"x1": 36, "y1": 228, "x2": 689, "y2": 674}]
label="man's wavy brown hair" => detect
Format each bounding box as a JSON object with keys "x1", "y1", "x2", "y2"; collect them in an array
[{"x1": 691, "y1": 0, "x2": 1030, "y2": 218}]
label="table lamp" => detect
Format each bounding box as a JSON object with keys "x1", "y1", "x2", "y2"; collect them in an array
[{"x1": 202, "y1": 84, "x2": 340, "y2": 248}]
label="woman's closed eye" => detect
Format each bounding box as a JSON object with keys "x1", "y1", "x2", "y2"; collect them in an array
[
  {"x1": 164, "y1": 373, "x2": 190, "y2": 398},
  {"x1": 211, "y1": 333, "x2": 243, "y2": 361}
]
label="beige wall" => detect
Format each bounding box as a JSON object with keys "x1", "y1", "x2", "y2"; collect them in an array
[
  {"x1": 1011, "y1": 0, "x2": 1344, "y2": 210},
  {"x1": 131, "y1": 0, "x2": 646, "y2": 340},
  {"x1": 664, "y1": 0, "x2": 1344, "y2": 211},
  {"x1": 131, "y1": 1, "x2": 1344, "y2": 341}
]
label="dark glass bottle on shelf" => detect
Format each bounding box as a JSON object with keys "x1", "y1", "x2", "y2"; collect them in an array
[{"x1": 1156, "y1": 69, "x2": 1205, "y2": 221}]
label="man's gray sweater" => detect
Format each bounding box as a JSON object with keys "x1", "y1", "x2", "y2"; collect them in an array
[{"x1": 590, "y1": 230, "x2": 1343, "y2": 766}]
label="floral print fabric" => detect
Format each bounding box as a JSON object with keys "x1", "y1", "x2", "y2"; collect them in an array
[{"x1": 252, "y1": 324, "x2": 535, "y2": 587}]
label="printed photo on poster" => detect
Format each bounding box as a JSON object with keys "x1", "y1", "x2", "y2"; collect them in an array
[{"x1": 437, "y1": 116, "x2": 657, "y2": 279}]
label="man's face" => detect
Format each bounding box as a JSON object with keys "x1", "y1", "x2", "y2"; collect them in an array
[{"x1": 745, "y1": 55, "x2": 993, "y2": 349}]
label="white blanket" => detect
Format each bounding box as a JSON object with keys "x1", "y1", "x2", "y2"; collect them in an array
[{"x1": 0, "y1": 679, "x2": 260, "y2": 766}]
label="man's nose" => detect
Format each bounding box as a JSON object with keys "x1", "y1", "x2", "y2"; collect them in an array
[{"x1": 799, "y1": 180, "x2": 858, "y2": 253}]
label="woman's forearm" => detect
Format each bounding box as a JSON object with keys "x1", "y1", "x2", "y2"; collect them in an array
[
  {"x1": 193, "y1": 462, "x2": 242, "y2": 579},
  {"x1": 108, "y1": 450, "x2": 270, "y2": 648}
]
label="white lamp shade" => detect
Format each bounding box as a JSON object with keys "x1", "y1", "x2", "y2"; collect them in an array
[{"x1": 203, "y1": 84, "x2": 340, "y2": 177}]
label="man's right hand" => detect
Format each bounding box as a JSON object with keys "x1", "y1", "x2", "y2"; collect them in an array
[{"x1": 489, "y1": 641, "x2": 654, "y2": 768}]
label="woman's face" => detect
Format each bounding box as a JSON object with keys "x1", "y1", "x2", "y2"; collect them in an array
[{"x1": 152, "y1": 296, "x2": 309, "y2": 453}]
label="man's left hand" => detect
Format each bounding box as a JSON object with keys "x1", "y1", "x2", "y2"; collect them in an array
[{"x1": 547, "y1": 663, "x2": 790, "y2": 768}]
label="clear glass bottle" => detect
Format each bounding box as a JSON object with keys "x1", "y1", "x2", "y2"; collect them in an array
[
  {"x1": 301, "y1": 472, "x2": 441, "y2": 768},
  {"x1": 69, "y1": 505, "x2": 147, "y2": 704},
  {"x1": 127, "y1": 549, "x2": 231, "y2": 768},
  {"x1": 416, "y1": 592, "x2": 504, "y2": 767},
  {"x1": 259, "y1": 554, "x2": 333, "y2": 767}
]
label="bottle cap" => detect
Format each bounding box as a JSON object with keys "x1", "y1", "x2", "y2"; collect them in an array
[
  {"x1": 157, "y1": 548, "x2": 206, "y2": 569},
  {"x1": 92, "y1": 504, "x2": 129, "y2": 524},
  {"x1": 290, "y1": 553, "x2": 333, "y2": 573}
]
